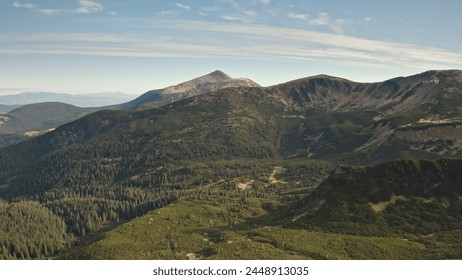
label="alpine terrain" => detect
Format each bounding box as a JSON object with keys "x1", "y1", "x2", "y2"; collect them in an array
[
  {"x1": 0, "y1": 70, "x2": 461, "y2": 260},
  {"x1": 0, "y1": 71, "x2": 260, "y2": 147}
]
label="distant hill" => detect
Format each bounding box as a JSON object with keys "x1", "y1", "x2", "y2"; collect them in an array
[
  {"x1": 0, "y1": 92, "x2": 134, "y2": 108},
  {"x1": 0, "y1": 102, "x2": 99, "y2": 136}
]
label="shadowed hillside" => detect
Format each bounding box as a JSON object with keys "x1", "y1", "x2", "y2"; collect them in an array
[{"x1": 288, "y1": 159, "x2": 462, "y2": 236}]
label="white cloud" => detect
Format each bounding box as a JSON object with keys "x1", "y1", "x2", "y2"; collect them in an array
[
  {"x1": 39, "y1": 9, "x2": 66, "y2": 15},
  {"x1": 361, "y1": 17, "x2": 375, "y2": 27},
  {"x1": 13, "y1": 0, "x2": 103, "y2": 15},
  {"x1": 199, "y1": 6, "x2": 220, "y2": 16},
  {"x1": 12, "y1": 1, "x2": 34, "y2": 9},
  {"x1": 243, "y1": 11, "x2": 257, "y2": 16},
  {"x1": 202, "y1": 6, "x2": 220, "y2": 12},
  {"x1": 363, "y1": 17, "x2": 373, "y2": 23},
  {"x1": 309, "y1": 12, "x2": 330, "y2": 26},
  {"x1": 12, "y1": 1, "x2": 63, "y2": 15},
  {"x1": 75, "y1": 0, "x2": 103, "y2": 14},
  {"x1": 289, "y1": 12, "x2": 351, "y2": 33},
  {"x1": 221, "y1": 14, "x2": 243, "y2": 22},
  {"x1": 159, "y1": 11, "x2": 177, "y2": 16},
  {"x1": 175, "y1": 3, "x2": 191, "y2": 10},
  {"x1": 259, "y1": 0, "x2": 271, "y2": 4},
  {"x1": 288, "y1": 12, "x2": 308, "y2": 21},
  {"x1": 330, "y1": 19, "x2": 352, "y2": 34},
  {"x1": 221, "y1": 11, "x2": 256, "y2": 23},
  {"x1": 219, "y1": 0, "x2": 240, "y2": 10}
]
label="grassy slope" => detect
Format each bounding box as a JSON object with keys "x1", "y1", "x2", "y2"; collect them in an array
[{"x1": 72, "y1": 183, "x2": 462, "y2": 260}]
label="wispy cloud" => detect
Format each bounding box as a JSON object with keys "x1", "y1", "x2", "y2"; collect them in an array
[
  {"x1": 221, "y1": 11, "x2": 257, "y2": 23},
  {"x1": 159, "y1": 11, "x2": 177, "y2": 16},
  {"x1": 170, "y1": 20, "x2": 462, "y2": 68},
  {"x1": 38, "y1": 9, "x2": 66, "y2": 15},
  {"x1": 1, "y1": 20, "x2": 461, "y2": 71},
  {"x1": 289, "y1": 12, "x2": 352, "y2": 33},
  {"x1": 199, "y1": 6, "x2": 220, "y2": 16},
  {"x1": 309, "y1": 12, "x2": 330, "y2": 26},
  {"x1": 202, "y1": 6, "x2": 220, "y2": 13},
  {"x1": 0, "y1": 33, "x2": 234, "y2": 59},
  {"x1": 75, "y1": 0, "x2": 103, "y2": 14},
  {"x1": 12, "y1": 1, "x2": 64, "y2": 15},
  {"x1": 219, "y1": 0, "x2": 240, "y2": 10},
  {"x1": 12, "y1": 0, "x2": 104, "y2": 15},
  {"x1": 175, "y1": 3, "x2": 191, "y2": 10},
  {"x1": 361, "y1": 17, "x2": 375, "y2": 27},
  {"x1": 363, "y1": 17, "x2": 373, "y2": 24},
  {"x1": 12, "y1": 1, "x2": 34, "y2": 9},
  {"x1": 259, "y1": 0, "x2": 271, "y2": 4}
]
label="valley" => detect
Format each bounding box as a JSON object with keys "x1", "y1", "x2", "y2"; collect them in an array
[{"x1": 70, "y1": 165, "x2": 462, "y2": 260}]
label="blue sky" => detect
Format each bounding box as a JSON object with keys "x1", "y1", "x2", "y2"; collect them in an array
[{"x1": 1, "y1": 0, "x2": 461, "y2": 95}]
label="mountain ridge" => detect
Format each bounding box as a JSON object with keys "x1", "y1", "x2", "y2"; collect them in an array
[
  {"x1": 0, "y1": 91, "x2": 134, "y2": 108},
  {"x1": 272, "y1": 69, "x2": 462, "y2": 114}
]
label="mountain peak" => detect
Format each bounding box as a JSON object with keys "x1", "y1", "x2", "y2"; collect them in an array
[
  {"x1": 120, "y1": 70, "x2": 258, "y2": 109},
  {"x1": 207, "y1": 70, "x2": 232, "y2": 80},
  {"x1": 178, "y1": 70, "x2": 231, "y2": 87}
]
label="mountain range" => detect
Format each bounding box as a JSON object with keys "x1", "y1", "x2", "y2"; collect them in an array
[
  {"x1": 0, "y1": 92, "x2": 134, "y2": 108},
  {"x1": 0, "y1": 69, "x2": 461, "y2": 260},
  {"x1": 0, "y1": 71, "x2": 260, "y2": 147}
]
